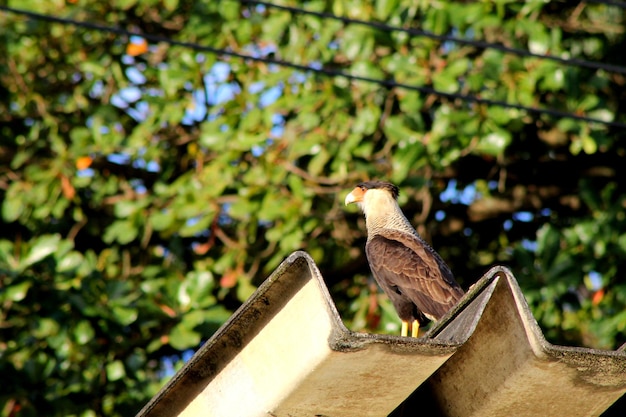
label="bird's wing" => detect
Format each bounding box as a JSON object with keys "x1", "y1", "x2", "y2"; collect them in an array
[{"x1": 366, "y1": 229, "x2": 464, "y2": 320}]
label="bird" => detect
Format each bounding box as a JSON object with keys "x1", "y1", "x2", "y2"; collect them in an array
[{"x1": 345, "y1": 181, "x2": 464, "y2": 337}]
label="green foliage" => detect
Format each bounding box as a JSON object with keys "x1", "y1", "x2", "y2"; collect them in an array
[
  {"x1": 2, "y1": 0, "x2": 626, "y2": 415},
  {"x1": 516, "y1": 181, "x2": 626, "y2": 348}
]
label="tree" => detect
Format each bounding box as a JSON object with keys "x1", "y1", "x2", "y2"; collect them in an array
[{"x1": 1, "y1": 1, "x2": 625, "y2": 415}]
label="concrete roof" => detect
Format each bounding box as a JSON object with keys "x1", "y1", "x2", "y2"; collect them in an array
[{"x1": 136, "y1": 251, "x2": 626, "y2": 417}]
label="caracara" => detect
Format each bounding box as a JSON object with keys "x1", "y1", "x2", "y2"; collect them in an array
[{"x1": 345, "y1": 181, "x2": 464, "y2": 337}]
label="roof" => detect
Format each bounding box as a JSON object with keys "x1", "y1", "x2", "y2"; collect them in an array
[{"x1": 136, "y1": 251, "x2": 626, "y2": 417}]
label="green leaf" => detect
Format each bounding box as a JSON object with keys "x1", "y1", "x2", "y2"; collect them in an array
[
  {"x1": 33, "y1": 318, "x2": 60, "y2": 339},
  {"x1": 179, "y1": 215, "x2": 212, "y2": 238},
  {"x1": 106, "y1": 360, "x2": 126, "y2": 381},
  {"x1": 475, "y1": 130, "x2": 512, "y2": 157},
  {"x1": 21, "y1": 234, "x2": 61, "y2": 269},
  {"x1": 74, "y1": 320, "x2": 95, "y2": 345},
  {"x1": 57, "y1": 251, "x2": 84, "y2": 272},
  {"x1": 581, "y1": 134, "x2": 597, "y2": 154},
  {"x1": 219, "y1": 1, "x2": 240, "y2": 21},
  {"x1": 180, "y1": 271, "x2": 216, "y2": 309},
  {"x1": 2, "y1": 196, "x2": 23, "y2": 222},
  {"x1": 114, "y1": 200, "x2": 140, "y2": 218},
  {"x1": 423, "y1": 7, "x2": 449, "y2": 34},
  {"x1": 236, "y1": 278, "x2": 257, "y2": 303},
  {"x1": 376, "y1": 0, "x2": 399, "y2": 20},
  {"x1": 349, "y1": 61, "x2": 384, "y2": 81},
  {"x1": 445, "y1": 58, "x2": 470, "y2": 77},
  {"x1": 4, "y1": 281, "x2": 32, "y2": 302},
  {"x1": 342, "y1": 26, "x2": 375, "y2": 61},
  {"x1": 112, "y1": 305, "x2": 138, "y2": 326},
  {"x1": 528, "y1": 30, "x2": 550, "y2": 54},
  {"x1": 487, "y1": 106, "x2": 514, "y2": 124},
  {"x1": 432, "y1": 73, "x2": 459, "y2": 94},
  {"x1": 103, "y1": 220, "x2": 138, "y2": 244},
  {"x1": 163, "y1": 0, "x2": 178, "y2": 11},
  {"x1": 149, "y1": 210, "x2": 175, "y2": 231},
  {"x1": 537, "y1": 224, "x2": 561, "y2": 267},
  {"x1": 0, "y1": 240, "x2": 17, "y2": 270},
  {"x1": 169, "y1": 322, "x2": 201, "y2": 351},
  {"x1": 392, "y1": 143, "x2": 425, "y2": 183}
]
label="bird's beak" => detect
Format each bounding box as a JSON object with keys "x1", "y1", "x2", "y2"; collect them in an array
[{"x1": 344, "y1": 187, "x2": 365, "y2": 205}]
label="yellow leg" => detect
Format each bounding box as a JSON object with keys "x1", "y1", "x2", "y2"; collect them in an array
[
  {"x1": 411, "y1": 320, "x2": 420, "y2": 338},
  {"x1": 401, "y1": 321, "x2": 409, "y2": 337}
]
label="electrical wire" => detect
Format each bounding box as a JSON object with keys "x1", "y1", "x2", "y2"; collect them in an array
[
  {"x1": 1, "y1": 5, "x2": 625, "y2": 129},
  {"x1": 240, "y1": 0, "x2": 626, "y2": 76}
]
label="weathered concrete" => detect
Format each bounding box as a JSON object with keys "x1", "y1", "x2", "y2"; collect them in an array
[
  {"x1": 393, "y1": 267, "x2": 626, "y2": 417},
  {"x1": 136, "y1": 252, "x2": 626, "y2": 417}
]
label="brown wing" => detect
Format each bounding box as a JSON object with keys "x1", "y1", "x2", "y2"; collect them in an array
[{"x1": 365, "y1": 229, "x2": 464, "y2": 321}]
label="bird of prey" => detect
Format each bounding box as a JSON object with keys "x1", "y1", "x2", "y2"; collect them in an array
[{"x1": 345, "y1": 181, "x2": 464, "y2": 337}]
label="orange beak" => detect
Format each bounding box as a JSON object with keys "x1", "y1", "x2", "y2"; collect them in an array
[{"x1": 344, "y1": 187, "x2": 366, "y2": 205}]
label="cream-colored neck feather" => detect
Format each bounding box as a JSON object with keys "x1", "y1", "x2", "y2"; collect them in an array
[{"x1": 358, "y1": 189, "x2": 418, "y2": 239}]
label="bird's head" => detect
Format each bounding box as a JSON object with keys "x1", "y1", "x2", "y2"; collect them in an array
[
  {"x1": 345, "y1": 181, "x2": 418, "y2": 235},
  {"x1": 345, "y1": 181, "x2": 400, "y2": 215}
]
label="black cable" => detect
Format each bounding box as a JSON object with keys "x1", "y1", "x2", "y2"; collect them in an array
[
  {"x1": 1, "y1": 5, "x2": 625, "y2": 129},
  {"x1": 240, "y1": 0, "x2": 626, "y2": 76}
]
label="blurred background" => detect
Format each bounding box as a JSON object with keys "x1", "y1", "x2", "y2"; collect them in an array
[{"x1": 2, "y1": 0, "x2": 626, "y2": 415}]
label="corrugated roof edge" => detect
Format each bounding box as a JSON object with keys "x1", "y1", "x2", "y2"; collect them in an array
[{"x1": 136, "y1": 251, "x2": 626, "y2": 417}]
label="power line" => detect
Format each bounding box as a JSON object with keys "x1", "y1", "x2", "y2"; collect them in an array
[
  {"x1": 1, "y1": 5, "x2": 625, "y2": 129},
  {"x1": 240, "y1": 0, "x2": 626, "y2": 76}
]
